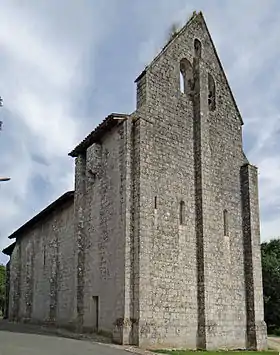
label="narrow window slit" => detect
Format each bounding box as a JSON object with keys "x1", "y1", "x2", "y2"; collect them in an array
[
  {"x1": 194, "y1": 38, "x2": 202, "y2": 58},
  {"x1": 43, "y1": 245, "x2": 46, "y2": 266},
  {"x1": 180, "y1": 200, "x2": 185, "y2": 225},
  {"x1": 223, "y1": 209, "x2": 229, "y2": 236},
  {"x1": 154, "y1": 196, "x2": 157, "y2": 210}
]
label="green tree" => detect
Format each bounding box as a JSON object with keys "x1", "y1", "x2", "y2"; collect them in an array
[
  {"x1": 0, "y1": 264, "x2": 5, "y2": 316},
  {"x1": 261, "y1": 239, "x2": 280, "y2": 333}
]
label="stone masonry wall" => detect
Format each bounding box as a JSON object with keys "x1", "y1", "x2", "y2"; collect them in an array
[
  {"x1": 9, "y1": 243, "x2": 21, "y2": 321},
  {"x1": 241, "y1": 164, "x2": 267, "y2": 350},
  {"x1": 133, "y1": 13, "x2": 267, "y2": 349},
  {"x1": 78, "y1": 122, "x2": 128, "y2": 340},
  {"x1": 134, "y1": 24, "x2": 199, "y2": 350},
  {"x1": 197, "y1": 28, "x2": 246, "y2": 350},
  {"x1": 8, "y1": 200, "x2": 75, "y2": 327},
  {"x1": 4, "y1": 261, "x2": 10, "y2": 319}
]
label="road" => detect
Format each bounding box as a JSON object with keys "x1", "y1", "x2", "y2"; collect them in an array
[{"x1": 0, "y1": 322, "x2": 132, "y2": 355}]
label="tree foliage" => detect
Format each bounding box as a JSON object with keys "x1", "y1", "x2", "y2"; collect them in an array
[
  {"x1": 261, "y1": 238, "x2": 280, "y2": 333},
  {"x1": 0, "y1": 264, "x2": 5, "y2": 316}
]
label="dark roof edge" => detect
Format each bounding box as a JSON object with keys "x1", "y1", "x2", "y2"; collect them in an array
[
  {"x1": 2, "y1": 242, "x2": 16, "y2": 256},
  {"x1": 69, "y1": 113, "x2": 128, "y2": 157},
  {"x1": 241, "y1": 162, "x2": 258, "y2": 170},
  {"x1": 135, "y1": 68, "x2": 147, "y2": 83},
  {"x1": 8, "y1": 190, "x2": 74, "y2": 240}
]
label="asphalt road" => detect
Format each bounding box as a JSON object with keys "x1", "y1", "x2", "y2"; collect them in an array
[{"x1": 0, "y1": 329, "x2": 131, "y2": 355}]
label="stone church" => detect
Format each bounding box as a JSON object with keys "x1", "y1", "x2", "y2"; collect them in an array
[{"x1": 3, "y1": 12, "x2": 267, "y2": 350}]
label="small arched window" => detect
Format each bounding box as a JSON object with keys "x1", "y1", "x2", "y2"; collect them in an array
[
  {"x1": 194, "y1": 38, "x2": 202, "y2": 58},
  {"x1": 179, "y1": 200, "x2": 185, "y2": 225},
  {"x1": 223, "y1": 209, "x2": 229, "y2": 236},
  {"x1": 179, "y1": 58, "x2": 193, "y2": 95},
  {"x1": 208, "y1": 73, "x2": 216, "y2": 111}
]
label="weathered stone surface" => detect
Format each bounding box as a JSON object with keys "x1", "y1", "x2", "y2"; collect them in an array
[
  {"x1": 4, "y1": 11, "x2": 267, "y2": 351},
  {"x1": 128, "y1": 12, "x2": 267, "y2": 350},
  {"x1": 8, "y1": 197, "x2": 75, "y2": 327}
]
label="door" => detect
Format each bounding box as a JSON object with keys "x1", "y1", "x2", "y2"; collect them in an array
[{"x1": 92, "y1": 296, "x2": 99, "y2": 332}]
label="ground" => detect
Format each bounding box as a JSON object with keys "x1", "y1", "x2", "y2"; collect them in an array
[
  {"x1": 0, "y1": 331, "x2": 132, "y2": 355},
  {"x1": 0, "y1": 320, "x2": 134, "y2": 355},
  {"x1": 0, "y1": 319, "x2": 280, "y2": 355}
]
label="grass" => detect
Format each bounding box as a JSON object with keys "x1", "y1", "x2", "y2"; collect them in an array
[{"x1": 153, "y1": 351, "x2": 278, "y2": 355}]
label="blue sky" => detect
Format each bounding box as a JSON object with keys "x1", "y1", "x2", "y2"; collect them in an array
[{"x1": 0, "y1": 0, "x2": 280, "y2": 263}]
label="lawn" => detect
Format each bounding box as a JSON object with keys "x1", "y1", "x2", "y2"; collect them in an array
[{"x1": 153, "y1": 351, "x2": 278, "y2": 355}]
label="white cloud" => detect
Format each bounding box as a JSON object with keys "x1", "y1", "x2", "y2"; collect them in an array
[
  {"x1": 207, "y1": 1, "x2": 280, "y2": 241},
  {"x1": 243, "y1": 114, "x2": 280, "y2": 240},
  {"x1": 0, "y1": 0, "x2": 119, "y2": 262}
]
